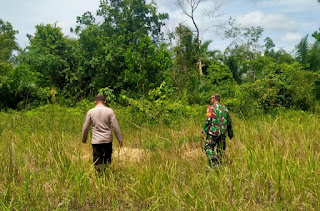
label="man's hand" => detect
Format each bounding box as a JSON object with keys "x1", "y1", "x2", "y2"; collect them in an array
[
  {"x1": 201, "y1": 134, "x2": 205, "y2": 139},
  {"x1": 119, "y1": 142, "x2": 123, "y2": 148}
]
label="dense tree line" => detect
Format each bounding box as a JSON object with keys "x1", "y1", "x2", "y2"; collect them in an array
[{"x1": 1, "y1": 0, "x2": 320, "y2": 114}]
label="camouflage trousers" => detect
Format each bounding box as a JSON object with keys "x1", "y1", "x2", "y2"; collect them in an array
[{"x1": 204, "y1": 135, "x2": 226, "y2": 167}]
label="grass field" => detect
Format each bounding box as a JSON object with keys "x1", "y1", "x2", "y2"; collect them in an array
[{"x1": 0, "y1": 105, "x2": 319, "y2": 210}]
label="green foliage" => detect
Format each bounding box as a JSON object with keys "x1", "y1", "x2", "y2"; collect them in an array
[
  {"x1": 223, "y1": 45, "x2": 247, "y2": 83},
  {"x1": 20, "y1": 24, "x2": 72, "y2": 90},
  {"x1": 122, "y1": 82, "x2": 202, "y2": 126},
  {"x1": 244, "y1": 55, "x2": 274, "y2": 82},
  {"x1": 0, "y1": 19, "x2": 19, "y2": 62},
  {"x1": 313, "y1": 71, "x2": 320, "y2": 100},
  {"x1": 98, "y1": 87, "x2": 116, "y2": 104},
  {"x1": 235, "y1": 62, "x2": 316, "y2": 112},
  {"x1": 296, "y1": 35, "x2": 309, "y2": 65},
  {"x1": 273, "y1": 49, "x2": 295, "y2": 64},
  {"x1": 0, "y1": 3, "x2": 320, "y2": 114},
  {"x1": 0, "y1": 63, "x2": 48, "y2": 109},
  {"x1": 205, "y1": 61, "x2": 234, "y2": 86},
  {"x1": 225, "y1": 19, "x2": 264, "y2": 56},
  {"x1": 312, "y1": 28, "x2": 320, "y2": 41},
  {"x1": 172, "y1": 24, "x2": 198, "y2": 90},
  {"x1": 124, "y1": 36, "x2": 172, "y2": 96},
  {"x1": 172, "y1": 24, "x2": 207, "y2": 103},
  {"x1": 68, "y1": 0, "x2": 170, "y2": 98},
  {"x1": 1, "y1": 4, "x2": 320, "y2": 208},
  {"x1": 294, "y1": 34, "x2": 320, "y2": 72},
  {"x1": 0, "y1": 62, "x2": 13, "y2": 108},
  {"x1": 308, "y1": 40, "x2": 320, "y2": 71},
  {"x1": 70, "y1": 23, "x2": 112, "y2": 96},
  {"x1": 264, "y1": 37, "x2": 275, "y2": 52},
  {"x1": 97, "y1": 0, "x2": 168, "y2": 43}
]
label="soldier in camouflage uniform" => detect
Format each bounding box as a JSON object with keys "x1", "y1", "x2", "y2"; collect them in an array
[{"x1": 202, "y1": 94, "x2": 234, "y2": 167}]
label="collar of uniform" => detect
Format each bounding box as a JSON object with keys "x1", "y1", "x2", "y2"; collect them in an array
[
  {"x1": 95, "y1": 105, "x2": 105, "y2": 108},
  {"x1": 211, "y1": 102, "x2": 220, "y2": 106}
]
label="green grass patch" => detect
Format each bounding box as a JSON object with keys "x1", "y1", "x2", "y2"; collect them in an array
[{"x1": 0, "y1": 105, "x2": 319, "y2": 210}]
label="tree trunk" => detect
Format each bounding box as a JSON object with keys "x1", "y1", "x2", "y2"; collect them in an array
[{"x1": 198, "y1": 40, "x2": 202, "y2": 75}]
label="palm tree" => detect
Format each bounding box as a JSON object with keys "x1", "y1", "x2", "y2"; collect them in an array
[{"x1": 296, "y1": 35, "x2": 309, "y2": 65}]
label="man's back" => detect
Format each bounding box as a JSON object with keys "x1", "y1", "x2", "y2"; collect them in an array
[
  {"x1": 82, "y1": 105, "x2": 123, "y2": 144},
  {"x1": 205, "y1": 102, "x2": 233, "y2": 138}
]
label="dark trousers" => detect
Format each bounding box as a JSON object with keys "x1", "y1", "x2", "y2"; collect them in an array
[{"x1": 92, "y1": 143, "x2": 113, "y2": 166}]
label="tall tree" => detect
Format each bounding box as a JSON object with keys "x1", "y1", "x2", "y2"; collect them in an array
[
  {"x1": 0, "y1": 20, "x2": 40, "y2": 109},
  {"x1": 177, "y1": 0, "x2": 222, "y2": 76},
  {"x1": 124, "y1": 36, "x2": 172, "y2": 96},
  {"x1": 73, "y1": 0, "x2": 170, "y2": 97},
  {"x1": 97, "y1": 0, "x2": 168, "y2": 44},
  {"x1": 296, "y1": 35, "x2": 309, "y2": 65},
  {"x1": 0, "y1": 19, "x2": 18, "y2": 108},
  {"x1": 173, "y1": 24, "x2": 198, "y2": 94},
  {"x1": 0, "y1": 19, "x2": 19, "y2": 62},
  {"x1": 223, "y1": 45, "x2": 247, "y2": 83},
  {"x1": 313, "y1": 29, "x2": 320, "y2": 41},
  {"x1": 223, "y1": 22, "x2": 264, "y2": 83},
  {"x1": 225, "y1": 20, "x2": 264, "y2": 59},
  {"x1": 264, "y1": 37, "x2": 275, "y2": 55},
  {"x1": 308, "y1": 40, "x2": 320, "y2": 71},
  {"x1": 20, "y1": 24, "x2": 73, "y2": 90}
]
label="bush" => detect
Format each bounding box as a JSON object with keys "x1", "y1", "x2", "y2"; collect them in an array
[{"x1": 121, "y1": 82, "x2": 204, "y2": 126}]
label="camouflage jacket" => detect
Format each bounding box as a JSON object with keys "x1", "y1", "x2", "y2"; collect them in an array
[{"x1": 202, "y1": 103, "x2": 234, "y2": 139}]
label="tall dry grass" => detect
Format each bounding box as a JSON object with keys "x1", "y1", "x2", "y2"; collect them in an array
[{"x1": 0, "y1": 105, "x2": 319, "y2": 210}]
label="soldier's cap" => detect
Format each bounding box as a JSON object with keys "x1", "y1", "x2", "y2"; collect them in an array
[{"x1": 210, "y1": 94, "x2": 220, "y2": 101}]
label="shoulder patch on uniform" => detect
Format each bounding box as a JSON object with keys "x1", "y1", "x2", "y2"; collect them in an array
[{"x1": 206, "y1": 106, "x2": 213, "y2": 118}]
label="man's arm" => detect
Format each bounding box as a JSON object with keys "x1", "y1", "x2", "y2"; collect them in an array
[
  {"x1": 81, "y1": 112, "x2": 91, "y2": 143},
  {"x1": 227, "y1": 113, "x2": 234, "y2": 139},
  {"x1": 202, "y1": 117, "x2": 211, "y2": 135},
  {"x1": 110, "y1": 111, "x2": 123, "y2": 146},
  {"x1": 202, "y1": 106, "x2": 213, "y2": 138}
]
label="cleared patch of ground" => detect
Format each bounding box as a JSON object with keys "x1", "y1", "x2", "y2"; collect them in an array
[{"x1": 113, "y1": 147, "x2": 148, "y2": 162}]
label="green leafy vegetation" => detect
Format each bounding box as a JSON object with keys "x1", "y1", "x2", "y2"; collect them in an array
[{"x1": 0, "y1": 0, "x2": 319, "y2": 111}]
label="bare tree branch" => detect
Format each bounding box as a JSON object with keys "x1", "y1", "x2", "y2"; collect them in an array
[{"x1": 176, "y1": 0, "x2": 224, "y2": 76}]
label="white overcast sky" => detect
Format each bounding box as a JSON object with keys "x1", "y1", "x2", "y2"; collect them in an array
[{"x1": 1, "y1": 0, "x2": 320, "y2": 52}]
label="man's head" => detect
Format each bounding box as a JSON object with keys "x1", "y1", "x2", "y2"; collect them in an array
[
  {"x1": 94, "y1": 95, "x2": 106, "y2": 105},
  {"x1": 210, "y1": 94, "x2": 220, "y2": 105}
]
